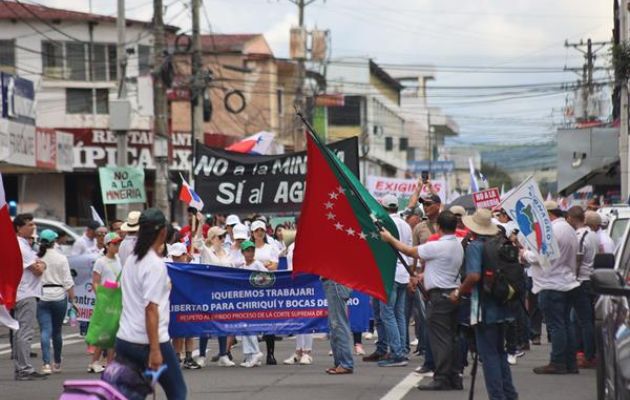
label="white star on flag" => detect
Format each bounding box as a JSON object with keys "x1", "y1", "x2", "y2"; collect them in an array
[
  {"x1": 334, "y1": 222, "x2": 344, "y2": 230},
  {"x1": 337, "y1": 186, "x2": 346, "y2": 194},
  {"x1": 346, "y1": 227, "x2": 355, "y2": 236},
  {"x1": 359, "y1": 232, "x2": 367, "y2": 240},
  {"x1": 324, "y1": 201, "x2": 334, "y2": 209},
  {"x1": 326, "y1": 212, "x2": 336, "y2": 220},
  {"x1": 370, "y1": 232, "x2": 380, "y2": 239},
  {"x1": 329, "y1": 191, "x2": 339, "y2": 200}
]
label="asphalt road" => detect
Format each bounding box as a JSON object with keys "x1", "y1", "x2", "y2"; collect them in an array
[{"x1": 0, "y1": 325, "x2": 596, "y2": 400}]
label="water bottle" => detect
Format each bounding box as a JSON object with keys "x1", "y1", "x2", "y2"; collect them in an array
[{"x1": 69, "y1": 308, "x2": 77, "y2": 327}]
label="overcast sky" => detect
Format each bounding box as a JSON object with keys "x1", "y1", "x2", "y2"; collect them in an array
[{"x1": 47, "y1": 0, "x2": 614, "y2": 145}]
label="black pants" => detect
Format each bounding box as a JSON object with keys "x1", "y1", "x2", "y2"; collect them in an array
[
  {"x1": 527, "y1": 278, "x2": 543, "y2": 339},
  {"x1": 426, "y1": 290, "x2": 460, "y2": 385}
]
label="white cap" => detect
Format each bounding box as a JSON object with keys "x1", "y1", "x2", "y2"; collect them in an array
[
  {"x1": 167, "y1": 242, "x2": 187, "y2": 257},
  {"x1": 233, "y1": 223, "x2": 249, "y2": 240},
  {"x1": 251, "y1": 220, "x2": 266, "y2": 232},
  {"x1": 381, "y1": 194, "x2": 398, "y2": 209},
  {"x1": 226, "y1": 214, "x2": 241, "y2": 226}
]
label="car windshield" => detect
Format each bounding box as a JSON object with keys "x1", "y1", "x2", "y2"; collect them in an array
[{"x1": 611, "y1": 218, "x2": 629, "y2": 247}]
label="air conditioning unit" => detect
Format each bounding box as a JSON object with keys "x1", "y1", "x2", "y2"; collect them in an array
[{"x1": 311, "y1": 30, "x2": 328, "y2": 62}]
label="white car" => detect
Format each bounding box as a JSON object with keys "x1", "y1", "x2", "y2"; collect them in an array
[
  {"x1": 598, "y1": 205, "x2": 630, "y2": 250},
  {"x1": 33, "y1": 218, "x2": 82, "y2": 256}
]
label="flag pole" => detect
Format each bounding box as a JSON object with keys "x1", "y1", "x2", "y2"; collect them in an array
[{"x1": 295, "y1": 110, "x2": 424, "y2": 294}]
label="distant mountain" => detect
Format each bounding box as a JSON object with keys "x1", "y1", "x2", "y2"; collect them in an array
[{"x1": 480, "y1": 142, "x2": 557, "y2": 172}]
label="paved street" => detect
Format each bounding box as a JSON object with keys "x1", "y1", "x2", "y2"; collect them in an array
[{"x1": 0, "y1": 325, "x2": 596, "y2": 400}]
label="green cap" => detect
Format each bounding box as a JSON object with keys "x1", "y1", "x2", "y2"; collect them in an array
[
  {"x1": 139, "y1": 208, "x2": 167, "y2": 230},
  {"x1": 240, "y1": 240, "x2": 255, "y2": 251},
  {"x1": 39, "y1": 229, "x2": 58, "y2": 243}
]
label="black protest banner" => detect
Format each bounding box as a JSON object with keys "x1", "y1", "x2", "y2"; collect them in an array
[{"x1": 193, "y1": 137, "x2": 359, "y2": 214}]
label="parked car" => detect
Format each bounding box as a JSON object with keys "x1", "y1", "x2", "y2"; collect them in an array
[
  {"x1": 598, "y1": 205, "x2": 630, "y2": 250},
  {"x1": 31, "y1": 218, "x2": 82, "y2": 256},
  {"x1": 592, "y1": 221, "x2": 630, "y2": 400}
]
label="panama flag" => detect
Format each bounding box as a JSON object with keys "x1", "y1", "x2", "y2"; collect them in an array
[
  {"x1": 226, "y1": 131, "x2": 275, "y2": 155},
  {"x1": 468, "y1": 157, "x2": 480, "y2": 193},
  {"x1": 0, "y1": 173, "x2": 22, "y2": 329},
  {"x1": 179, "y1": 177, "x2": 205, "y2": 211}
]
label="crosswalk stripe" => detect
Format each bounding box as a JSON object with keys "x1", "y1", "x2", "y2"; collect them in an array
[{"x1": 379, "y1": 372, "x2": 424, "y2": 400}]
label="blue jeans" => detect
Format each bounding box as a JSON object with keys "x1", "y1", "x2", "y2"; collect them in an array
[
  {"x1": 115, "y1": 339, "x2": 187, "y2": 400},
  {"x1": 379, "y1": 282, "x2": 407, "y2": 359},
  {"x1": 373, "y1": 299, "x2": 387, "y2": 355},
  {"x1": 323, "y1": 280, "x2": 354, "y2": 370},
  {"x1": 570, "y1": 281, "x2": 595, "y2": 360},
  {"x1": 37, "y1": 298, "x2": 67, "y2": 365},
  {"x1": 475, "y1": 323, "x2": 518, "y2": 400},
  {"x1": 198, "y1": 336, "x2": 228, "y2": 358},
  {"x1": 539, "y1": 289, "x2": 577, "y2": 369}
]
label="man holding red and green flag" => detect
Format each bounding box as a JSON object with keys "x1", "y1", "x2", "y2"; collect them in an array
[{"x1": 293, "y1": 115, "x2": 403, "y2": 374}]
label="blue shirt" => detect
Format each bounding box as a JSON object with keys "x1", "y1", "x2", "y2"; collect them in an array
[{"x1": 465, "y1": 238, "x2": 513, "y2": 325}]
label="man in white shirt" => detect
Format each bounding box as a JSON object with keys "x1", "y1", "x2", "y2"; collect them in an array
[
  {"x1": 533, "y1": 201, "x2": 580, "y2": 375},
  {"x1": 381, "y1": 210, "x2": 464, "y2": 391},
  {"x1": 12, "y1": 214, "x2": 48, "y2": 381},
  {"x1": 71, "y1": 221, "x2": 101, "y2": 256},
  {"x1": 118, "y1": 211, "x2": 141, "y2": 266},
  {"x1": 566, "y1": 207, "x2": 598, "y2": 368},
  {"x1": 588, "y1": 212, "x2": 615, "y2": 254}
]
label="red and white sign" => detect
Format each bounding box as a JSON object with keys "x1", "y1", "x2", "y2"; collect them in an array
[
  {"x1": 366, "y1": 176, "x2": 446, "y2": 203},
  {"x1": 473, "y1": 188, "x2": 501, "y2": 209},
  {"x1": 35, "y1": 127, "x2": 57, "y2": 170}
]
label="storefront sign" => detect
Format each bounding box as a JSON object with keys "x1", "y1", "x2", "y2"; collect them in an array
[
  {"x1": 35, "y1": 127, "x2": 56, "y2": 170},
  {"x1": 366, "y1": 176, "x2": 446, "y2": 203},
  {"x1": 0, "y1": 73, "x2": 36, "y2": 167},
  {"x1": 193, "y1": 137, "x2": 359, "y2": 213},
  {"x1": 98, "y1": 166, "x2": 147, "y2": 204},
  {"x1": 56, "y1": 131, "x2": 74, "y2": 172}
]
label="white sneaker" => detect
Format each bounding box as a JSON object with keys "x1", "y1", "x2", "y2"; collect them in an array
[
  {"x1": 354, "y1": 344, "x2": 366, "y2": 355},
  {"x1": 240, "y1": 352, "x2": 263, "y2": 368},
  {"x1": 195, "y1": 356, "x2": 207, "y2": 368},
  {"x1": 52, "y1": 363, "x2": 62, "y2": 373},
  {"x1": 507, "y1": 354, "x2": 517, "y2": 365},
  {"x1": 41, "y1": 364, "x2": 52, "y2": 375},
  {"x1": 283, "y1": 353, "x2": 299, "y2": 365},
  {"x1": 218, "y1": 355, "x2": 235, "y2": 367},
  {"x1": 87, "y1": 362, "x2": 105, "y2": 373},
  {"x1": 328, "y1": 349, "x2": 333, "y2": 356},
  {"x1": 299, "y1": 354, "x2": 312, "y2": 365},
  {"x1": 410, "y1": 338, "x2": 419, "y2": 346}
]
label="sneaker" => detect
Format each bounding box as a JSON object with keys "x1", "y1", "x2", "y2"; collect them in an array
[
  {"x1": 507, "y1": 354, "x2": 518, "y2": 365},
  {"x1": 183, "y1": 358, "x2": 202, "y2": 370},
  {"x1": 15, "y1": 371, "x2": 48, "y2": 381},
  {"x1": 241, "y1": 352, "x2": 263, "y2": 368},
  {"x1": 533, "y1": 363, "x2": 568, "y2": 374},
  {"x1": 362, "y1": 351, "x2": 388, "y2": 362},
  {"x1": 410, "y1": 338, "x2": 419, "y2": 347},
  {"x1": 86, "y1": 345, "x2": 96, "y2": 355},
  {"x1": 87, "y1": 362, "x2": 105, "y2": 373},
  {"x1": 299, "y1": 354, "x2": 313, "y2": 365},
  {"x1": 414, "y1": 365, "x2": 434, "y2": 376},
  {"x1": 283, "y1": 353, "x2": 299, "y2": 365},
  {"x1": 218, "y1": 355, "x2": 236, "y2": 367},
  {"x1": 41, "y1": 364, "x2": 52, "y2": 375},
  {"x1": 378, "y1": 357, "x2": 408, "y2": 367},
  {"x1": 515, "y1": 349, "x2": 525, "y2": 358},
  {"x1": 195, "y1": 356, "x2": 207, "y2": 368},
  {"x1": 52, "y1": 363, "x2": 62, "y2": 373},
  {"x1": 354, "y1": 344, "x2": 366, "y2": 356}
]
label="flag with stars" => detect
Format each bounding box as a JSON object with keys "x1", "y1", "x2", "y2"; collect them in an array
[{"x1": 293, "y1": 133, "x2": 399, "y2": 302}]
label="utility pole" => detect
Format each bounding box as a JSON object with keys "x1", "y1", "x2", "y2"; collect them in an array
[
  {"x1": 190, "y1": 0, "x2": 204, "y2": 186},
  {"x1": 153, "y1": 0, "x2": 170, "y2": 215},
  {"x1": 620, "y1": 2, "x2": 629, "y2": 201},
  {"x1": 114, "y1": 0, "x2": 129, "y2": 219}
]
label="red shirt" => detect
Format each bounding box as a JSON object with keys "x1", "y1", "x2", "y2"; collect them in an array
[{"x1": 427, "y1": 228, "x2": 469, "y2": 242}]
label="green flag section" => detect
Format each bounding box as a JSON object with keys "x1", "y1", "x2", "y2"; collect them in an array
[
  {"x1": 293, "y1": 133, "x2": 399, "y2": 302},
  {"x1": 98, "y1": 167, "x2": 147, "y2": 205}
]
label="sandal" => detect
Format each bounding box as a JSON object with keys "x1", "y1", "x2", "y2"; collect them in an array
[{"x1": 326, "y1": 366, "x2": 353, "y2": 375}]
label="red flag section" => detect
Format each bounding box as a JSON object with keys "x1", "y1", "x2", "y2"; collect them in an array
[{"x1": 0, "y1": 173, "x2": 22, "y2": 310}]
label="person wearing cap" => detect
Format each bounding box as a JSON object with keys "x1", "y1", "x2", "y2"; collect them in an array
[
  {"x1": 13, "y1": 213, "x2": 48, "y2": 381},
  {"x1": 566, "y1": 206, "x2": 598, "y2": 369},
  {"x1": 229, "y1": 223, "x2": 250, "y2": 267},
  {"x1": 225, "y1": 214, "x2": 241, "y2": 247},
  {"x1": 530, "y1": 201, "x2": 580, "y2": 375},
  {"x1": 380, "y1": 211, "x2": 464, "y2": 390},
  {"x1": 448, "y1": 209, "x2": 518, "y2": 400},
  {"x1": 36, "y1": 229, "x2": 76, "y2": 376},
  {"x1": 115, "y1": 208, "x2": 187, "y2": 400},
  {"x1": 71, "y1": 220, "x2": 102, "y2": 256},
  {"x1": 119, "y1": 210, "x2": 141, "y2": 267},
  {"x1": 193, "y1": 214, "x2": 231, "y2": 266},
  {"x1": 88, "y1": 232, "x2": 123, "y2": 373},
  {"x1": 587, "y1": 211, "x2": 614, "y2": 253}
]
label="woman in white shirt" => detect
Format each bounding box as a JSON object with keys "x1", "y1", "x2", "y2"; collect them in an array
[
  {"x1": 36, "y1": 230, "x2": 75, "y2": 375},
  {"x1": 115, "y1": 208, "x2": 186, "y2": 400},
  {"x1": 194, "y1": 221, "x2": 231, "y2": 266},
  {"x1": 87, "y1": 232, "x2": 123, "y2": 373}
]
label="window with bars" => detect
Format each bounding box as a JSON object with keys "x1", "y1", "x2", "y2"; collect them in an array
[
  {"x1": 42, "y1": 41, "x2": 118, "y2": 81},
  {"x1": 0, "y1": 40, "x2": 15, "y2": 72},
  {"x1": 42, "y1": 41, "x2": 64, "y2": 78},
  {"x1": 66, "y1": 88, "x2": 109, "y2": 114}
]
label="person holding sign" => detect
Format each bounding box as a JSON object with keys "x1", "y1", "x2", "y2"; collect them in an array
[{"x1": 115, "y1": 209, "x2": 186, "y2": 400}]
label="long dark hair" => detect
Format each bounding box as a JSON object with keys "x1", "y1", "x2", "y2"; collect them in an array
[
  {"x1": 134, "y1": 222, "x2": 166, "y2": 261},
  {"x1": 37, "y1": 239, "x2": 55, "y2": 258}
]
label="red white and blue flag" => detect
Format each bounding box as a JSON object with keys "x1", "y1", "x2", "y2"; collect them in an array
[
  {"x1": 226, "y1": 131, "x2": 275, "y2": 155},
  {"x1": 0, "y1": 173, "x2": 22, "y2": 329},
  {"x1": 179, "y1": 177, "x2": 205, "y2": 211}
]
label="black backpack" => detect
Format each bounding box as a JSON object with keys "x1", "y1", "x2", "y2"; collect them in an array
[{"x1": 480, "y1": 235, "x2": 525, "y2": 304}]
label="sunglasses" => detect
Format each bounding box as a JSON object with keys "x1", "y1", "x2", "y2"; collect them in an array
[{"x1": 218, "y1": 234, "x2": 227, "y2": 240}]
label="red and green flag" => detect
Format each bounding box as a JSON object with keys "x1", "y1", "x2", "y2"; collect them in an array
[{"x1": 293, "y1": 132, "x2": 399, "y2": 302}]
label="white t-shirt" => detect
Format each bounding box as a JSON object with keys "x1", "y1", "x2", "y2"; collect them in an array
[
  {"x1": 390, "y1": 213, "x2": 412, "y2": 284},
  {"x1": 286, "y1": 243, "x2": 295, "y2": 271},
  {"x1": 118, "y1": 235, "x2": 137, "y2": 267},
  {"x1": 93, "y1": 255, "x2": 123, "y2": 285},
  {"x1": 16, "y1": 236, "x2": 42, "y2": 302},
  {"x1": 117, "y1": 249, "x2": 171, "y2": 344},
  {"x1": 228, "y1": 247, "x2": 244, "y2": 268},
  {"x1": 40, "y1": 248, "x2": 74, "y2": 302},
  {"x1": 531, "y1": 218, "x2": 580, "y2": 292},
  {"x1": 241, "y1": 260, "x2": 268, "y2": 272},
  {"x1": 576, "y1": 227, "x2": 599, "y2": 282},
  {"x1": 194, "y1": 239, "x2": 232, "y2": 267},
  {"x1": 254, "y1": 243, "x2": 279, "y2": 266},
  {"x1": 598, "y1": 230, "x2": 615, "y2": 254},
  {"x1": 71, "y1": 234, "x2": 98, "y2": 256},
  {"x1": 417, "y1": 234, "x2": 464, "y2": 291}
]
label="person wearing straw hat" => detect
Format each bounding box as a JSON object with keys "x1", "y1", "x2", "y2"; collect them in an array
[
  {"x1": 119, "y1": 211, "x2": 141, "y2": 267},
  {"x1": 447, "y1": 208, "x2": 518, "y2": 400}
]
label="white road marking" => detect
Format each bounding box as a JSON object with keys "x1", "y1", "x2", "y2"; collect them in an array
[
  {"x1": 0, "y1": 333, "x2": 84, "y2": 355},
  {"x1": 379, "y1": 372, "x2": 425, "y2": 400}
]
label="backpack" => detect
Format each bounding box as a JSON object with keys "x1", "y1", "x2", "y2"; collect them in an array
[{"x1": 480, "y1": 235, "x2": 525, "y2": 304}]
